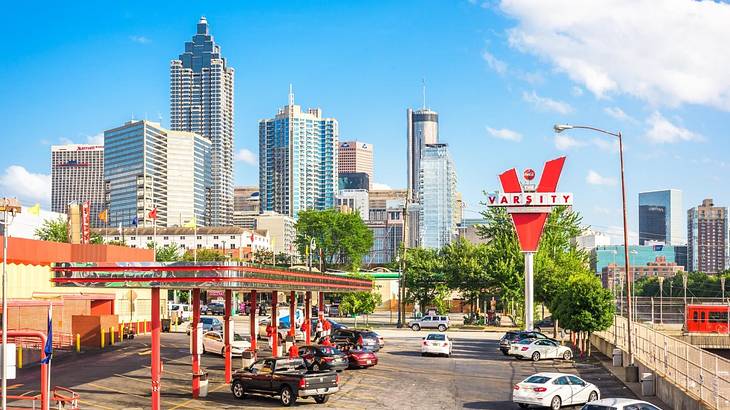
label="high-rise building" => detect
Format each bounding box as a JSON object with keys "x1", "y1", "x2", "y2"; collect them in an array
[
  {"x1": 259, "y1": 90, "x2": 338, "y2": 217},
  {"x1": 338, "y1": 172, "x2": 370, "y2": 191},
  {"x1": 688, "y1": 198, "x2": 728, "y2": 273},
  {"x1": 639, "y1": 189, "x2": 684, "y2": 245},
  {"x1": 170, "y1": 17, "x2": 234, "y2": 226},
  {"x1": 366, "y1": 199, "x2": 405, "y2": 265},
  {"x1": 51, "y1": 144, "x2": 105, "y2": 227},
  {"x1": 104, "y1": 120, "x2": 210, "y2": 228},
  {"x1": 406, "y1": 107, "x2": 439, "y2": 248},
  {"x1": 418, "y1": 144, "x2": 457, "y2": 249},
  {"x1": 338, "y1": 141, "x2": 373, "y2": 188},
  {"x1": 233, "y1": 186, "x2": 260, "y2": 229},
  {"x1": 336, "y1": 189, "x2": 369, "y2": 220}
]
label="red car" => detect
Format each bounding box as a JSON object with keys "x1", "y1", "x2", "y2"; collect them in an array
[{"x1": 345, "y1": 348, "x2": 378, "y2": 369}]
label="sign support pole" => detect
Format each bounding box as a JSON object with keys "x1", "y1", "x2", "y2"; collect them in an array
[{"x1": 524, "y1": 252, "x2": 535, "y2": 331}]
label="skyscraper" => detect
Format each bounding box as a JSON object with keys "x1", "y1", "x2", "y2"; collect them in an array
[
  {"x1": 338, "y1": 141, "x2": 373, "y2": 188},
  {"x1": 104, "y1": 120, "x2": 211, "y2": 228},
  {"x1": 259, "y1": 90, "x2": 338, "y2": 217},
  {"x1": 639, "y1": 189, "x2": 684, "y2": 245},
  {"x1": 170, "y1": 17, "x2": 234, "y2": 226},
  {"x1": 419, "y1": 144, "x2": 457, "y2": 249},
  {"x1": 406, "y1": 108, "x2": 439, "y2": 201},
  {"x1": 687, "y1": 198, "x2": 728, "y2": 273},
  {"x1": 51, "y1": 144, "x2": 105, "y2": 227}
]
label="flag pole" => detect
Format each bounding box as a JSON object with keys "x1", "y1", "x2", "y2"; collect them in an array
[
  {"x1": 194, "y1": 223, "x2": 197, "y2": 263},
  {"x1": 45, "y1": 302, "x2": 52, "y2": 410}
]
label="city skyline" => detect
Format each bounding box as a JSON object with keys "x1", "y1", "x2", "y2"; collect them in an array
[{"x1": 2, "y1": 2, "x2": 730, "y2": 244}]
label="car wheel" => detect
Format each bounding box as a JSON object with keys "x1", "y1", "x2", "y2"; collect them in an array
[
  {"x1": 201, "y1": 344, "x2": 206, "y2": 354},
  {"x1": 314, "y1": 395, "x2": 329, "y2": 404},
  {"x1": 231, "y1": 380, "x2": 246, "y2": 400},
  {"x1": 531, "y1": 351, "x2": 540, "y2": 362},
  {"x1": 280, "y1": 385, "x2": 296, "y2": 406},
  {"x1": 550, "y1": 395, "x2": 561, "y2": 410},
  {"x1": 562, "y1": 350, "x2": 572, "y2": 360},
  {"x1": 411, "y1": 324, "x2": 420, "y2": 331},
  {"x1": 518, "y1": 404, "x2": 529, "y2": 409},
  {"x1": 588, "y1": 391, "x2": 598, "y2": 402},
  {"x1": 501, "y1": 350, "x2": 509, "y2": 356},
  {"x1": 437, "y1": 324, "x2": 446, "y2": 332}
]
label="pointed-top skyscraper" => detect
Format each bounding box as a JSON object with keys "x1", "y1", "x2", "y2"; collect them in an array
[{"x1": 170, "y1": 17, "x2": 235, "y2": 226}]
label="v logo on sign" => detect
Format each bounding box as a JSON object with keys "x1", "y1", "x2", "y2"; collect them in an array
[{"x1": 497, "y1": 157, "x2": 566, "y2": 252}]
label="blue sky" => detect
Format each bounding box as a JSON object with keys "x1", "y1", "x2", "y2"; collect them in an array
[{"x1": 1, "y1": 1, "x2": 728, "y2": 243}]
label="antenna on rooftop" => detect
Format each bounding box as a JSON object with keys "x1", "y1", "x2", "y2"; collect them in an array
[
  {"x1": 289, "y1": 83, "x2": 294, "y2": 106},
  {"x1": 422, "y1": 78, "x2": 427, "y2": 109}
]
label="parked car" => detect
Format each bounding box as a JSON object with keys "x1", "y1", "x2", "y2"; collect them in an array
[
  {"x1": 299, "y1": 345, "x2": 349, "y2": 372},
  {"x1": 257, "y1": 318, "x2": 305, "y2": 341},
  {"x1": 207, "y1": 302, "x2": 226, "y2": 315},
  {"x1": 330, "y1": 329, "x2": 380, "y2": 352},
  {"x1": 230, "y1": 357, "x2": 339, "y2": 406},
  {"x1": 408, "y1": 315, "x2": 450, "y2": 332},
  {"x1": 342, "y1": 347, "x2": 378, "y2": 369},
  {"x1": 202, "y1": 331, "x2": 251, "y2": 356},
  {"x1": 513, "y1": 373, "x2": 600, "y2": 410},
  {"x1": 582, "y1": 398, "x2": 663, "y2": 410},
  {"x1": 186, "y1": 316, "x2": 223, "y2": 335},
  {"x1": 534, "y1": 316, "x2": 555, "y2": 333},
  {"x1": 329, "y1": 304, "x2": 340, "y2": 317},
  {"x1": 511, "y1": 338, "x2": 573, "y2": 361},
  {"x1": 168, "y1": 303, "x2": 193, "y2": 323},
  {"x1": 421, "y1": 333, "x2": 452, "y2": 357},
  {"x1": 499, "y1": 330, "x2": 550, "y2": 356}
]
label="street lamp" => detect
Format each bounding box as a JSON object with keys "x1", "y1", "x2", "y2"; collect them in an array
[
  {"x1": 396, "y1": 255, "x2": 402, "y2": 328},
  {"x1": 1, "y1": 198, "x2": 21, "y2": 410},
  {"x1": 307, "y1": 237, "x2": 316, "y2": 273},
  {"x1": 553, "y1": 124, "x2": 637, "y2": 372}
]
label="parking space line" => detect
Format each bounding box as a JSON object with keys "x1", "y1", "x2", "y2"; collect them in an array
[
  {"x1": 77, "y1": 398, "x2": 116, "y2": 410},
  {"x1": 168, "y1": 382, "x2": 228, "y2": 410}
]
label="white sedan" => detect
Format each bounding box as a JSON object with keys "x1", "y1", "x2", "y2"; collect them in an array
[
  {"x1": 582, "y1": 398, "x2": 663, "y2": 410},
  {"x1": 202, "y1": 331, "x2": 251, "y2": 356},
  {"x1": 421, "y1": 333, "x2": 452, "y2": 357},
  {"x1": 513, "y1": 372, "x2": 600, "y2": 409},
  {"x1": 512, "y1": 338, "x2": 573, "y2": 361}
]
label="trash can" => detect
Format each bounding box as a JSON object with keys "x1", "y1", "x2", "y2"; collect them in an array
[
  {"x1": 161, "y1": 319, "x2": 171, "y2": 333},
  {"x1": 195, "y1": 371, "x2": 209, "y2": 397},
  {"x1": 641, "y1": 372, "x2": 655, "y2": 396},
  {"x1": 612, "y1": 348, "x2": 623, "y2": 367}
]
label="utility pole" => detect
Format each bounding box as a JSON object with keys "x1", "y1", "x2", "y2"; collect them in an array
[
  {"x1": 683, "y1": 272, "x2": 688, "y2": 324},
  {"x1": 658, "y1": 276, "x2": 664, "y2": 326}
]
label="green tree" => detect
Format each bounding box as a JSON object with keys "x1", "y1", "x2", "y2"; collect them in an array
[
  {"x1": 183, "y1": 248, "x2": 226, "y2": 262},
  {"x1": 338, "y1": 273, "x2": 383, "y2": 327},
  {"x1": 442, "y1": 239, "x2": 492, "y2": 312},
  {"x1": 90, "y1": 233, "x2": 104, "y2": 244},
  {"x1": 34, "y1": 217, "x2": 68, "y2": 242},
  {"x1": 156, "y1": 243, "x2": 182, "y2": 262},
  {"x1": 295, "y1": 209, "x2": 373, "y2": 271},
  {"x1": 402, "y1": 247, "x2": 445, "y2": 313},
  {"x1": 253, "y1": 249, "x2": 274, "y2": 265}
]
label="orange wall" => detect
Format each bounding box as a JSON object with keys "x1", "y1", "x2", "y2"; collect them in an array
[{"x1": 0, "y1": 236, "x2": 154, "y2": 265}]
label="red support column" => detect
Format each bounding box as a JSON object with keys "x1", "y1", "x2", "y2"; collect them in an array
[
  {"x1": 319, "y1": 292, "x2": 325, "y2": 314},
  {"x1": 289, "y1": 291, "x2": 296, "y2": 338},
  {"x1": 151, "y1": 287, "x2": 161, "y2": 410},
  {"x1": 192, "y1": 288, "x2": 201, "y2": 398},
  {"x1": 271, "y1": 292, "x2": 279, "y2": 357},
  {"x1": 224, "y1": 289, "x2": 232, "y2": 383},
  {"x1": 249, "y1": 290, "x2": 257, "y2": 353},
  {"x1": 305, "y1": 291, "x2": 311, "y2": 345}
]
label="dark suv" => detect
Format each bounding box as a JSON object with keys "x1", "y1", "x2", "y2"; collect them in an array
[
  {"x1": 330, "y1": 329, "x2": 380, "y2": 352},
  {"x1": 498, "y1": 330, "x2": 550, "y2": 356}
]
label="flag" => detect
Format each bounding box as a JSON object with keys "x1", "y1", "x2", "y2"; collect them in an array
[
  {"x1": 653, "y1": 244, "x2": 664, "y2": 251},
  {"x1": 250, "y1": 232, "x2": 255, "y2": 243},
  {"x1": 271, "y1": 238, "x2": 276, "y2": 249},
  {"x1": 28, "y1": 203, "x2": 41, "y2": 216},
  {"x1": 118, "y1": 223, "x2": 123, "y2": 235},
  {"x1": 305, "y1": 245, "x2": 310, "y2": 257},
  {"x1": 40, "y1": 305, "x2": 53, "y2": 364},
  {"x1": 131, "y1": 215, "x2": 138, "y2": 227},
  {"x1": 183, "y1": 216, "x2": 197, "y2": 228},
  {"x1": 98, "y1": 209, "x2": 108, "y2": 223},
  {"x1": 148, "y1": 207, "x2": 158, "y2": 220}
]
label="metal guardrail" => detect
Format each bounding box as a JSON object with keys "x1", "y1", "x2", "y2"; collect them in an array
[
  {"x1": 595, "y1": 315, "x2": 730, "y2": 409},
  {"x1": 8, "y1": 330, "x2": 73, "y2": 350}
]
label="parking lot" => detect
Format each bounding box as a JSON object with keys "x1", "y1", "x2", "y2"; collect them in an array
[{"x1": 9, "y1": 324, "x2": 640, "y2": 409}]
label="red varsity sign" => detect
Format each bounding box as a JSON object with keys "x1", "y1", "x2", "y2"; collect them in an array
[{"x1": 487, "y1": 157, "x2": 570, "y2": 252}]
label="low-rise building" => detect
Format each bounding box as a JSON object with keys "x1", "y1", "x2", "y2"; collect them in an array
[
  {"x1": 254, "y1": 212, "x2": 296, "y2": 256},
  {"x1": 336, "y1": 189, "x2": 369, "y2": 220},
  {"x1": 601, "y1": 256, "x2": 684, "y2": 289},
  {"x1": 365, "y1": 199, "x2": 404, "y2": 265}
]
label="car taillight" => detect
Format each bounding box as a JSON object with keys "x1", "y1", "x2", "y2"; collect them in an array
[
  {"x1": 335, "y1": 373, "x2": 340, "y2": 384},
  {"x1": 513, "y1": 384, "x2": 520, "y2": 390},
  {"x1": 299, "y1": 378, "x2": 306, "y2": 388},
  {"x1": 533, "y1": 387, "x2": 547, "y2": 392},
  {"x1": 323, "y1": 356, "x2": 334, "y2": 362},
  {"x1": 521, "y1": 347, "x2": 529, "y2": 351}
]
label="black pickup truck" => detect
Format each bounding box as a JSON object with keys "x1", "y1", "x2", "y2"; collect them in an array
[{"x1": 230, "y1": 357, "x2": 339, "y2": 406}]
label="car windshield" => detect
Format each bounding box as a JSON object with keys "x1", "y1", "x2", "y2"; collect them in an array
[
  {"x1": 319, "y1": 347, "x2": 343, "y2": 355},
  {"x1": 426, "y1": 334, "x2": 446, "y2": 341},
  {"x1": 503, "y1": 332, "x2": 517, "y2": 339},
  {"x1": 201, "y1": 318, "x2": 214, "y2": 324},
  {"x1": 524, "y1": 375, "x2": 551, "y2": 384},
  {"x1": 518, "y1": 339, "x2": 533, "y2": 345},
  {"x1": 361, "y1": 332, "x2": 378, "y2": 339},
  {"x1": 275, "y1": 359, "x2": 307, "y2": 372},
  {"x1": 233, "y1": 334, "x2": 250, "y2": 342}
]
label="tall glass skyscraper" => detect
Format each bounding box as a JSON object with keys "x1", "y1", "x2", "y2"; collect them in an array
[
  {"x1": 638, "y1": 189, "x2": 684, "y2": 245},
  {"x1": 258, "y1": 90, "x2": 338, "y2": 217},
  {"x1": 407, "y1": 108, "x2": 439, "y2": 201},
  {"x1": 419, "y1": 144, "x2": 457, "y2": 249},
  {"x1": 170, "y1": 17, "x2": 234, "y2": 226}
]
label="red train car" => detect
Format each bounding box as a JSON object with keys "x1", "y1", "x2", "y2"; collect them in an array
[{"x1": 685, "y1": 304, "x2": 730, "y2": 333}]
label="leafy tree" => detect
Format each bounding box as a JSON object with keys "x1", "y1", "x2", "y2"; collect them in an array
[
  {"x1": 634, "y1": 271, "x2": 729, "y2": 298},
  {"x1": 295, "y1": 209, "x2": 373, "y2": 271},
  {"x1": 402, "y1": 247, "x2": 445, "y2": 312},
  {"x1": 253, "y1": 249, "x2": 274, "y2": 265},
  {"x1": 183, "y1": 248, "x2": 226, "y2": 262},
  {"x1": 156, "y1": 243, "x2": 182, "y2": 262},
  {"x1": 338, "y1": 273, "x2": 382, "y2": 327},
  {"x1": 433, "y1": 284, "x2": 452, "y2": 315},
  {"x1": 442, "y1": 239, "x2": 492, "y2": 312},
  {"x1": 35, "y1": 217, "x2": 68, "y2": 242},
  {"x1": 90, "y1": 233, "x2": 104, "y2": 244},
  {"x1": 478, "y1": 207, "x2": 523, "y2": 312}
]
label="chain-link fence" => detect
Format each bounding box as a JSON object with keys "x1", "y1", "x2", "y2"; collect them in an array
[
  {"x1": 595, "y1": 315, "x2": 730, "y2": 409},
  {"x1": 616, "y1": 296, "x2": 730, "y2": 326}
]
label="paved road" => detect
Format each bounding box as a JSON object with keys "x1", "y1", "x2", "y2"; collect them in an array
[{"x1": 8, "y1": 327, "x2": 638, "y2": 409}]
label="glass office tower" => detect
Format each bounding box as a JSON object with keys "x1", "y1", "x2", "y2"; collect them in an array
[
  {"x1": 418, "y1": 143, "x2": 457, "y2": 249},
  {"x1": 638, "y1": 189, "x2": 684, "y2": 245}
]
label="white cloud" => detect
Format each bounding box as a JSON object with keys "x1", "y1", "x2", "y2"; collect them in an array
[
  {"x1": 522, "y1": 91, "x2": 573, "y2": 114},
  {"x1": 129, "y1": 35, "x2": 151, "y2": 44},
  {"x1": 586, "y1": 170, "x2": 617, "y2": 186},
  {"x1": 603, "y1": 107, "x2": 635, "y2": 123},
  {"x1": 372, "y1": 183, "x2": 392, "y2": 190},
  {"x1": 235, "y1": 149, "x2": 257, "y2": 165},
  {"x1": 0, "y1": 165, "x2": 50, "y2": 205},
  {"x1": 554, "y1": 134, "x2": 586, "y2": 150},
  {"x1": 644, "y1": 111, "x2": 703, "y2": 144},
  {"x1": 500, "y1": 0, "x2": 730, "y2": 110},
  {"x1": 86, "y1": 133, "x2": 104, "y2": 145},
  {"x1": 486, "y1": 126, "x2": 522, "y2": 142},
  {"x1": 590, "y1": 137, "x2": 619, "y2": 153},
  {"x1": 482, "y1": 50, "x2": 508, "y2": 75}
]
